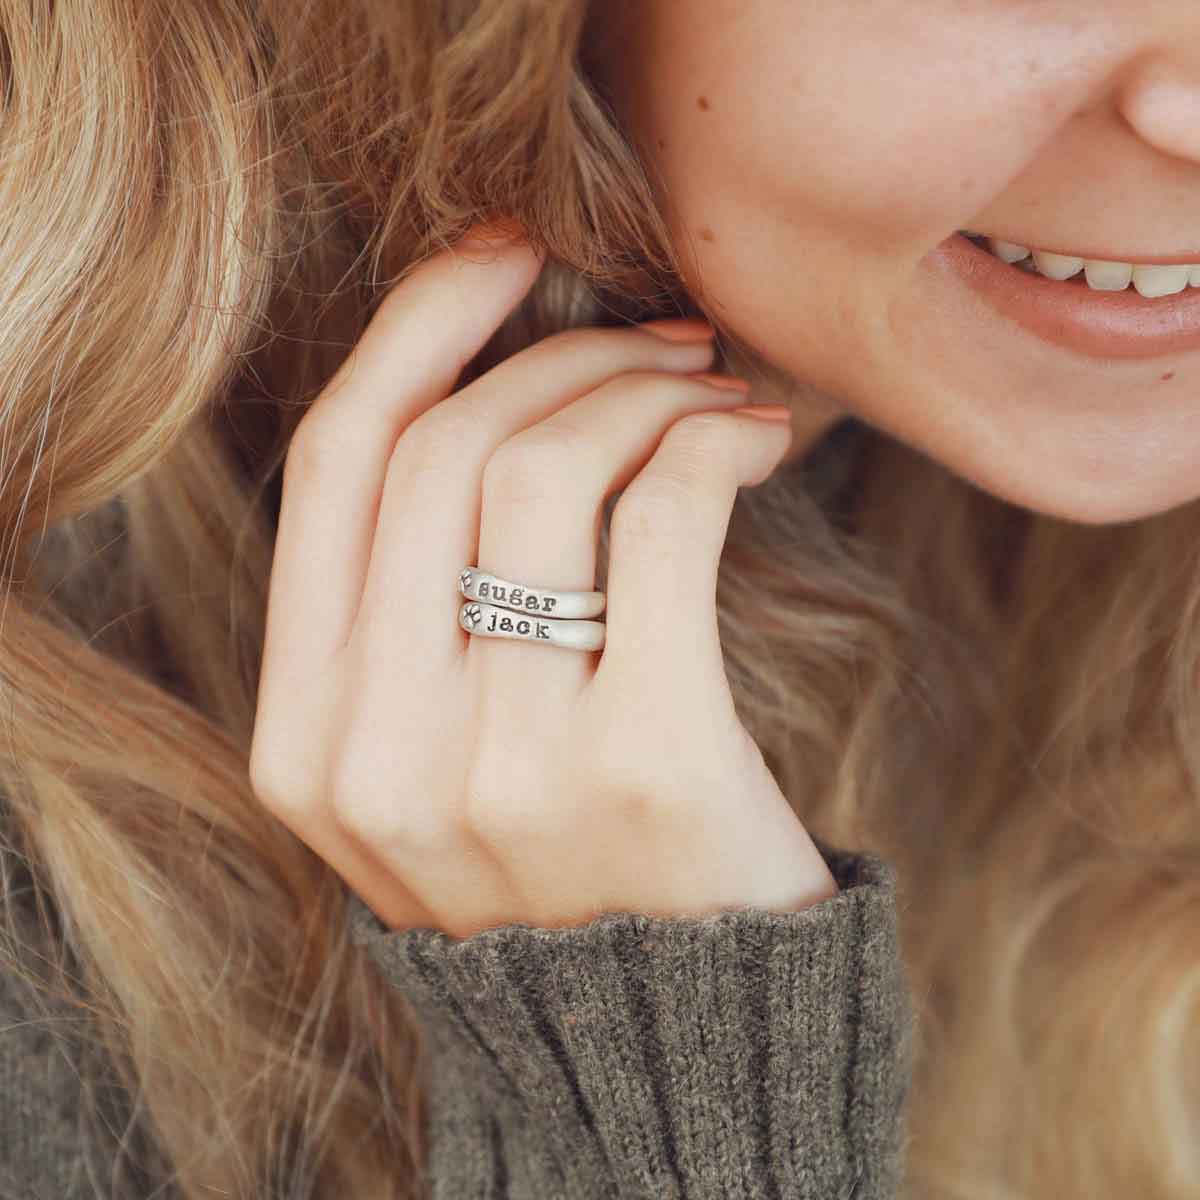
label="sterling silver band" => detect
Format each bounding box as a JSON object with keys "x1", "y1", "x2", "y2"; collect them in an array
[
  {"x1": 459, "y1": 600, "x2": 606, "y2": 652},
  {"x1": 458, "y1": 566, "x2": 606, "y2": 621}
]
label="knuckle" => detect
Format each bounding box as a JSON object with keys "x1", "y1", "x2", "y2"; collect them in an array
[
  {"x1": 483, "y1": 426, "x2": 580, "y2": 508},
  {"x1": 531, "y1": 324, "x2": 706, "y2": 374},
  {"x1": 611, "y1": 412, "x2": 735, "y2": 541},
  {"x1": 461, "y1": 754, "x2": 557, "y2": 846},
  {"x1": 247, "y1": 740, "x2": 311, "y2": 816},
  {"x1": 331, "y1": 793, "x2": 383, "y2": 844},
  {"x1": 463, "y1": 794, "x2": 536, "y2": 848},
  {"x1": 329, "y1": 751, "x2": 460, "y2": 853},
  {"x1": 513, "y1": 331, "x2": 704, "y2": 404},
  {"x1": 284, "y1": 414, "x2": 356, "y2": 486},
  {"x1": 534, "y1": 325, "x2": 615, "y2": 362},
  {"x1": 589, "y1": 369, "x2": 696, "y2": 408},
  {"x1": 391, "y1": 399, "x2": 482, "y2": 478},
  {"x1": 326, "y1": 752, "x2": 391, "y2": 834},
  {"x1": 324, "y1": 755, "x2": 378, "y2": 832},
  {"x1": 659, "y1": 409, "x2": 736, "y2": 459},
  {"x1": 643, "y1": 370, "x2": 714, "y2": 402},
  {"x1": 585, "y1": 741, "x2": 682, "y2": 826},
  {"x1": 610, "y1": 472, "x2": 698, "y2": 542},
  {"x1": 579, "y1": 711, "x2": 660, "y2": 801}
]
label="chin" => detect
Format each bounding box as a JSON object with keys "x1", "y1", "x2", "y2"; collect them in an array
[{"x1": 947, "y1": 446, "x2": 1197, "y2": 528}]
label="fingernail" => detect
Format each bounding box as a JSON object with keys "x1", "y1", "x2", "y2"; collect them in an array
[
  {"x1": 691, "y1": 372, "x2": 751, "y2": 393},
  {"x1": 732, "y1": 404, "x2": 791, "y2": 422},
  {"x1": 639, "y1": 318, "x2": 716, "y2": 342}
]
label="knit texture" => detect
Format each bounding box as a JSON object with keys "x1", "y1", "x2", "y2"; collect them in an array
[
  {"x1": 1, "y1": 869, "x2": 170, "y2": 1200},
  {"x1": 0, "y1": 961, "x2": 91, "y2": 1199},
  {"x1": 1, "y1": 842, "x2": 914, "y2": 1197},
  {"x1": 347, "y1": 843, "x2": 914, "y2": 1199}
]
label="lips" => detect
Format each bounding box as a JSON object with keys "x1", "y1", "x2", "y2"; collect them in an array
[{"x1": 933, "y1": 233, "x2": 1200, "y2": 360}]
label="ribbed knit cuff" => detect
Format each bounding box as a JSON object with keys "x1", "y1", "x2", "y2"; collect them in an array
[{"x1": 347, "y1": 845, "x2": 913, "y2": 1200}]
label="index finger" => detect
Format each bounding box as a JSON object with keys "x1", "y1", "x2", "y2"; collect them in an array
[{"x1": 260, "y1": 225, "x2": 545, "y2": 701}]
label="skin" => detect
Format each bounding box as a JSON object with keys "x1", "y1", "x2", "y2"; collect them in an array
[
  {"x1": 598, "y1": 0, "x2": 1200, "y2": 525},
  {"x1": 253, "y1": 234, "x2": 839, "y2": 938},
  {"x1": 252, "y1": 4, "x2": 1200, "y2": 937}
]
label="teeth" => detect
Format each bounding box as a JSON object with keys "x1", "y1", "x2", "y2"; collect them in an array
[
  {"x1": 1032, "y1": 249, "x2": 1084, "y2": 280},
  {"x1": 1083, "y1": 260, "x2": 1133, "y2": 291},
  {"x1": 1131, "y1": 264, "x2": 1190, "y2": 298},
  {"x1": 990, "y1": 239, "x2": 1031, "y2": 264},
  {"x1": 968, "y1": 233, "x2": 1200, "y2": 295}
]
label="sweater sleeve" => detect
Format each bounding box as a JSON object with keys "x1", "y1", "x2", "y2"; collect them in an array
[
  {"x1": 0, "y1": 887, "x2": 167, "y2": 1200},
  {"x1": 0, "y1": 964, "x2": 90, "y2": 1199},
  {"x1": 346, "y1": 842, "x2": 914, "y2": 1200}
]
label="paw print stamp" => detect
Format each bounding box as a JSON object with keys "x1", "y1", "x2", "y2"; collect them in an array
[
  {"x1": 461, "y1": 602, "x2": 483, "y2": 631},
  {"x1": 459, "y1": 569, "x2": 474, "y2": 596}
]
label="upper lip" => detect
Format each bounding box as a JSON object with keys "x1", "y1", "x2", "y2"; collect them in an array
[{"x1": 961, "y1": 231, "x2": 1200, "y2": 267}]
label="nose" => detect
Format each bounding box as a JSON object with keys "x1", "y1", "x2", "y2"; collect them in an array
[{"x1": 1115, "y1": 40, "x2": 1200, "y2": 163}]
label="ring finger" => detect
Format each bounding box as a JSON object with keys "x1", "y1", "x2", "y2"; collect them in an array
[{"x1": 470, "y1": 370, "x2": 755, "y2": 713}]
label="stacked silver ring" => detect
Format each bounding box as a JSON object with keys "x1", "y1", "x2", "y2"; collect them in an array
[{"x1": 458, "y1": 567, "x2": 606, "y2": 652}]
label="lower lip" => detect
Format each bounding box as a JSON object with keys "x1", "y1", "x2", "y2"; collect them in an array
[{"x1": 932, "y1": 233, "x2": 1200, "y2": 360}]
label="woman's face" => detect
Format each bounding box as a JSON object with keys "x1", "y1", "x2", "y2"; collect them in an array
[{"x1": 601, "y1": 1, "x2": 1200, "y2": 524}]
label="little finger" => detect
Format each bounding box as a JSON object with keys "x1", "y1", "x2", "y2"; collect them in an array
[{"x1": 599, "y1": 408, "x2": 794, "y2": 701}]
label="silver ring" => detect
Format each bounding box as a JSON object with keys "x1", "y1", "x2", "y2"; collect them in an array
[
  {"x1": 459, "y1": 600, "x2": 606, "y2": 652},
  {"x1": 458, "y1": 566, "x2": 606, "y2": 620}
]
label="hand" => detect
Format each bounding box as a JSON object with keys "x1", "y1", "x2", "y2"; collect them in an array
[{"x1": 249, "y1": 222, "x2": 839, "y2": 939}]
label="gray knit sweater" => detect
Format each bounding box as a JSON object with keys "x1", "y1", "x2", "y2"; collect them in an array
[{"x1": 2, "y1": 842, "x2": 914, "y2": 1198}]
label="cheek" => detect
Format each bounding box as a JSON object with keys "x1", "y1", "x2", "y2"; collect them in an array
[
  {"x1": 647, "y1": 9, "x2": 1083, "y2": 256},
  {"x1": 649, "y1": 109, "x2": 895, "y2": 388},
  {"x1": 656, "y1": 102, "x2": 947, "y2": 294},
  {"x1": 676, "y1": 201, "x2": 891, "y2": 406}
]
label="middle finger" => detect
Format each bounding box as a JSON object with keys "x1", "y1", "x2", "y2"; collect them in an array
[
  {"x1": 470, "y1": 368, "x2": 754, "y2": 709},
  {"x1": 352, "y1": 323, "x2": 716, "y2": 674}
]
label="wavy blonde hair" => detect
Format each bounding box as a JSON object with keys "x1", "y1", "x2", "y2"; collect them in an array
[{"x1": 1, "y1": 0, "x2": 1197, "y2": 1195}]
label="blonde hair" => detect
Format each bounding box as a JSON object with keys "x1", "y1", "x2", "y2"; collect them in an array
[{"x1": 1, "y1": 1, "x2": 1196, "y2": 1195}]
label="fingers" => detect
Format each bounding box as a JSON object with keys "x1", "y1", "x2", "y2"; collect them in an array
[
  {"x1": 468, "y1": 371, "x2": 755, "y2": 716},
  {"x1": 261, "y1": 227, "x2": 544, "y2": 701},
  {"x1": 597, "y1": 409, "x2": 794, "y2": 703},
  {"x1": 248, "y1": 735, "x2": 442, "y2": 932},
  {"x1": 357, "y1": 405, "x2": 791, "y2": 938},
  {"x1": 349, "y1": 326, "x2": 717, "y2": 677},
  {"x1": 256, "y1": 225, "x2": 542, "y2": 934}
]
